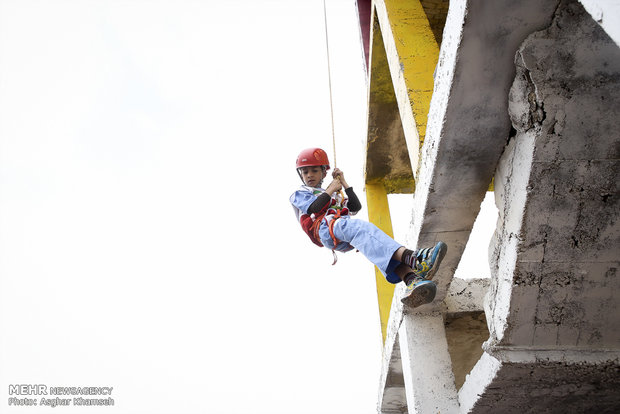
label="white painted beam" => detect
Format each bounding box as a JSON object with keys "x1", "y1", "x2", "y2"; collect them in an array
[{"x1": 399, "y1": 312, "x2": 459, "y2": 414}]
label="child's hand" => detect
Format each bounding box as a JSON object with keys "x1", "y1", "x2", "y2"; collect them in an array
[
  {"x1": 332, "y1": 168, "x2": 349, "y2": 189},
  {"x1": 326, "y1": 179, "x2": 343, "y2": 195}
]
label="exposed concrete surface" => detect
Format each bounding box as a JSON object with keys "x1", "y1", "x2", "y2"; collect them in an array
[
  {"x1": 487, "y1": 0, "x2": 620, "y2": 350},
  {"x1": 404, "y1": 0, "x2": 560, "y2": 307},
  {"x1": 377, "y1": 292, "x2": 408, "y2": 414},
  {"x1": 457, "y1": 352, "x2": 502, "y2": 413},
  {"x1": 460, "y1": 348, "x2": 620, "y2": 413},
  {"x1": 579, "y1": 0, "x2": 620, "y2": 47},
  {"x1": 377, "y1": 335, "x2": 408, "y2": 414},
  {"x1": 466, "y1": 1, "x2": 620, "y2": 412},
  {"x1": 444, "y1": 277, "x2": 489, "y2": 314},
  {"x1": 445, "y1": 312, "x2": 489, "y2": 390},
  {"x1": 377, "y1": 0, "x2": 570, "y2": 411},
  {"x1": 373, "y1": 0, "x2": 620, "y2": 411},
  {"x1": 399, "y1": 312, "x2": 459, "y2": 414},
  {"x1": 465, "y1": 357, "x2": 620, "y2": 414}
]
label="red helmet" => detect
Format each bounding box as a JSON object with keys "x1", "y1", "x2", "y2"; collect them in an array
[{"x1": 296, "y1": 148, "x2": 331, "y2": 171}]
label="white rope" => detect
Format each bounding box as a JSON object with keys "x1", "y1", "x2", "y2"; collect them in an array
[
  {"x1": 323, "y1": 0, "x2": 344, "y2": 267},
  {"x1": 323, "y1": 0, "x2": 337, "y2": 168}
]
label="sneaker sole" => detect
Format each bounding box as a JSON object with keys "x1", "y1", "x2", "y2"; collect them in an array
[
  {"x1": 401, "y1": 280, "x2": 437, "y2": 308},
  {"x1": 425, "y1": 242, "x2": 448, "y2": 281}
]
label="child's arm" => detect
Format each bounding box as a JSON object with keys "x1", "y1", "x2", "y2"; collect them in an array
[
  {"x1": 308, "y1": 178, "x2": 343, "y2": 214},
  {"x1": 332, "y1": 168, "x2": 362, "y2": 213},
  {"x1": 345, "y1": 187, "x2": 362, "y2": 213},
  {"x1": 332, "y1": 168, "x2": 348, "y2": 188},
  {"x1": 307, "y1": 193, "x2": 331, "y2": 214}
]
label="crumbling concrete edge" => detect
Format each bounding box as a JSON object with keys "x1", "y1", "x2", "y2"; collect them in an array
[
  {"x1": 578, "y1": 0, "x2": 620, "y2": 46},
  {"x1": 457, "y1": 352, "x2": 502, "y2": 414},
  {"x1": 458, "y1": 346, "x2": 620, "y2": 413}
]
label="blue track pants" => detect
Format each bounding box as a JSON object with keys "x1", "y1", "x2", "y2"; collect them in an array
[{"x1": 318, "y1": 217, "x2": 403, "y2": 284}]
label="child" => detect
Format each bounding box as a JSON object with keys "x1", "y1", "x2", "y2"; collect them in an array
[{"x1": 289, "y1": 147, "x2": 447, "y2": 308}]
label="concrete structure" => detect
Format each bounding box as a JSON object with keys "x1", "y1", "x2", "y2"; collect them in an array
[{"x1": 356, "y1": 0, "x2": 620, "y2": 412}]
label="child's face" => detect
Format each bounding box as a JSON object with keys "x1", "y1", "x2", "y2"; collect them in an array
[{"x1": 299, "y1": 166, "x2": 326, "y2": 187}]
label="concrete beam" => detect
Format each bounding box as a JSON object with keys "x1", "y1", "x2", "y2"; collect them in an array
[
  {"x1": 378, "y1": 292, "x2": 408, "y2": 413},
  {"x1": 366, "y1": 7, "x2": 415, "y2": 193},
  {"x1": 464, "y1": 1, "x2": 620, "y2": 411},
  {"x1": 374, "y1": 0, "x2": 561, "y2": 310},
  {"x1": 376, "y1": 0, "x2": 439, "y2": 150},
  {"x1": 377, "y1": 335, "x2": 408, "y2": 414},
  {"x1": 366, "y1": 182, "x2": 397, "y2": 343},
  {"x1": 459, "y1": 350, "x2": 620, "y2": 413},
  {"x1": 487, "y1": 0, "x2": 620, "y2": 350},
  {"x1": 399, "y1": 312, "x2": 459, "y2": 414},
  {"x1": 444, "y1": 277, "x2": 489, "y2": 315},
  {"x1": 367, "y1": 0, "x2": 440, "y2": 185},
  {"x1": 376, "y1": 0, "x2": 568, "y2": 410},
  {"x1": 579, "y1": 0, "x2": 620, "y2": 47},
  {"x1": 411, "y1": 0, "x2": 559, "y2": 245}
]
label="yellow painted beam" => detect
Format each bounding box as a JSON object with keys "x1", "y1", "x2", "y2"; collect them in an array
[
  {"x1": 366, "y1": 10, "x2": 415, "y2": 192},
  {"x1": 365, "y1": 181, "x2": 395, "y2": 344},
  {"x1": 382, "y1": 0, "x2": 439, "y2": 147}
]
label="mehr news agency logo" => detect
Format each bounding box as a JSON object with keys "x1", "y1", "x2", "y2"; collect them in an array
[{"x1": 8, "y1": 384, "x2": 114, "y2": 408}]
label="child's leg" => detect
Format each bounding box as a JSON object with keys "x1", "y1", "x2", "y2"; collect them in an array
[
  {"x1": 391, "y1": 243, "x2": 448, "y2": 280},
  {"x1": 319, "y1": 218, "x2": 401, "y2": 276},
  {"x1": 394, "y1": 262, "x2": 416, "y2": 283},
  {"x1": 319, "y1": 218, "x2": 447, "y2": 286},
  {"x1": 392, "y1": 246, "x2": 420, "y2": 270}
]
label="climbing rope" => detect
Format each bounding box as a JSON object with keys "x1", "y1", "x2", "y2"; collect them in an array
[
  {"x1": 322, "y1": 0, "x2": 345, "y2": 193},
  {"x1": 323, "y1": 0, "x2": 349, "y2": 266},
  {"x1": 323, "y1": 0, "x2": 337, "y2": 169}
]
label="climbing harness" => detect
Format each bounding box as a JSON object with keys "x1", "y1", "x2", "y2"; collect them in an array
[{"x1": 305, "y1": 193, "x2": 353, "y2": 265}]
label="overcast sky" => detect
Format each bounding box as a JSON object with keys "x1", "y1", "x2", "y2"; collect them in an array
[
  {"x1": 0, "y1": 1, "x2": 498, "y2": 413},
  {"x1": 0, "y1": 1, "x2": 387, "y2": 413}
]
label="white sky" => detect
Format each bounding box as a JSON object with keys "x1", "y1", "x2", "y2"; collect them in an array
[
  {"x1": 0, "y1": 1, "x2": 382, "y2": 413},
  {"x1": 0, "y1": 1, "x2": 497, "y2": 413}
]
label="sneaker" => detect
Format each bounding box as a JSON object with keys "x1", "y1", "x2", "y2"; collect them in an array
[
  {"x1": 401, "y1": 276, "x2": 437, "y2": 308},
  {"x1": 414, "y1": 241, "x2": 447, "y2": 280}
]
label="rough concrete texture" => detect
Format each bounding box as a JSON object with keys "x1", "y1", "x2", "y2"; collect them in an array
[
  {"x1": 399, "y1": 312, "x2": 459, "y2": 414},
  {"x1": 579, "y1": 0, "x2": 620, "y2": 47},
  {"x1": 377, "y1": 335, "x2": 407, "y2": 414},
  {"x1": 466, "y1": 358, "x2": 620, "y2": 414},
  {"x1": 377, "y1": 293, "x2": 408, "y2": 414},
  {"x1": 472, "y1": 1, "x2": 620, "y2": 412},
  {"x1": 445, "y1": 312, "x2": 489, "y2": 391},
  {"x1": 487, "y1": 0, "x2": 620, "y2": 350},
  {"x1": 420, "y1": 0, "x2": 449, "y2": 45},
  {"x1": 405, "y1": 0, "x2": 560, "y2": 307},
  {"x1": 376, "y1": 0, "x2": 620, "y2": 411},
  {"x1": 444, "y1": 277, "x2": 489, "y2": 314}
]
